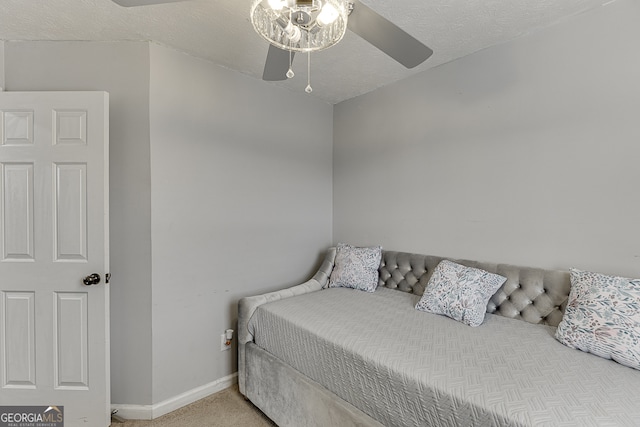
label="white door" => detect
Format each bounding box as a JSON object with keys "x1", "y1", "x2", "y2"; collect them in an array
[{"x1": 0, "y1": 92, "x2": 110, "y2": 427}]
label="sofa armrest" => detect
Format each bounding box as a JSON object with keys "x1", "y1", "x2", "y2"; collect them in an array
[
  {"x1": 239, "y1": 279, "x2": 322, "y2": 344},
  {"x1": 238, "y1": 247, "x2": 336, "y2": 395}
]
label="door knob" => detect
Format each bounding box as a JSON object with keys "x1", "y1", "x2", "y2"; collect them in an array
[{"x1": 83, "y1": 273, "x2": 101, "y2": 286}]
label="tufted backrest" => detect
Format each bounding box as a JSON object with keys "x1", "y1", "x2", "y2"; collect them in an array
[{"x1": 377, "y1": 251, "x2": 571, "y2": 327}]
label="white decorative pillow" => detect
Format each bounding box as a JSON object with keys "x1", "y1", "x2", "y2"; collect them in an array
[
  {"x1": 415, "y1": 260, "x2": 507, "y2": 327},
  {"x1": 328, "y1": 243, "x2": 382, "y2": 293},
  {"x1": 555, "y1": 269, "x2": 640, "y2": 370}
]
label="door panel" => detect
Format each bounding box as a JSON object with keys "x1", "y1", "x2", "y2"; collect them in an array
[
  {"x1": 53, "y1": 111, "x2": 87, "y2": 146},
  {"x1": 54, "y1": 163, "x2": 88, "y2": 261},
  {"x1": 1, "y1": 163, "x2": 35, "y2": 261},
  {"x1": 0, "y1": 92, "x2": 109, "y2": 427},
  {"x1": 54, "y1": 292, "x2": 88, "y2": 389},
  {"x1": 1, "y1": 291, "x2": 36, "y2": 388},
  {"x1": 2, "y1": 111, "x2": 34, "y2": 146}
]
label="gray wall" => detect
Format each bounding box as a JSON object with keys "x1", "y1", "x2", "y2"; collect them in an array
[
  {"x1": 333, "y1": 0, "x2": 640, "y2": 278},
  {"x1": 3, "y1": 41, "x2": 154, "y2": 405},
  {"x1": 3, "y1": 40, "x2": 333, "y2": 407},
  {"x1": 4, "y1": 0, "x2": 638, "y2": 410},
  {"x1": 148, "y1": 44, "x2": 333, "y2": 403}
]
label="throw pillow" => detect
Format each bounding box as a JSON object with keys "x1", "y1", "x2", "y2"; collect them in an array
[
  {"x1": 415, "y1": 260, "x2": 507, "y2": 327},
  {"x1": 328, "y1": 243, "x2": 382, "y2": 293},
  {"x1": 555, "y1": 269, "x2": 640, "y2": 370}
]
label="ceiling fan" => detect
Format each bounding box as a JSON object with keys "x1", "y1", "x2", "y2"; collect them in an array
[{"x1": 112, "y1": 0, "x2": 433, "y2": 91}]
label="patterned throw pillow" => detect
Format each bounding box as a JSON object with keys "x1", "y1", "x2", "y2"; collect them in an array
[
  {"x1": 328, "y1": 243, "x2": 382, "y2": 293},
  {"x1": 415, "y1": 260, "x2": 507, "y2": 327},
  {"x1": 555, "y1": 269, "x2": 640, "y2": 370}
]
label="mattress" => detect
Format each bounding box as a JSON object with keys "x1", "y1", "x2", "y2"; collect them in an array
[{"x1": 248, "y1": 286, "x2": 640, "y2": 427}]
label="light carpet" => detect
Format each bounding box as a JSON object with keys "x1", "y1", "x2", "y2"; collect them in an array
[{"x1": 115, "y1": 385, "x2": 276, "y2": 427}]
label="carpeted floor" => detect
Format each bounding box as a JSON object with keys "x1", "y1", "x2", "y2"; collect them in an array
[{"x1": 114, "y1": 385, "x2": 276, "y2": 427}]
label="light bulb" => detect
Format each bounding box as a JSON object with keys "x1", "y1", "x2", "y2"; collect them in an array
[
  {"x1": 286, "y1": 68, "x2": 295, "y2": 79},
  {"x1": 268, "y1": 0, "x2": 286, "y2": 10},
  {"x1": 317, "y1": 3, "x2": 339, "y2": 25},
  {"x1": 305, "y1": 84, "x2": 313, "y2": 94},
  {"x1": 283, "y1": 21, "x2": 301, "y2": 43}
]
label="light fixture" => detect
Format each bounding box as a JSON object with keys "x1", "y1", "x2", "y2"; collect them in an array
[{"x1": 251, "y1": 0, "x2": 350, "y2": 93}]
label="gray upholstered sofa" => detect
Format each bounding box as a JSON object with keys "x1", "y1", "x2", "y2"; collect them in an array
[{"x1": 238, "y1": 248, "x2": 640, "y2": 426}]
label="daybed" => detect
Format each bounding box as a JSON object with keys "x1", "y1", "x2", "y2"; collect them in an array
[{"x1": 238, "y1": 248, "x2": 640, "y2": 426}]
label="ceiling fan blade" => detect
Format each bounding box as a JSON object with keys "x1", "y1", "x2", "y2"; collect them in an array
[
  {"x1": 111, "y1": 0, "x2": 189, "y2": 7},
  {"x1": 263, "y1": 45, "x2": 295, "y2": 81},
  {"x1": 347, "y1": 0, "x2": 433, "y2": 68}
]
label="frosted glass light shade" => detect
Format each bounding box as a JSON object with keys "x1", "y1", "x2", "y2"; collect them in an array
[{"x1": 251, "y1": 0, "x2": 349, "y2": 53}]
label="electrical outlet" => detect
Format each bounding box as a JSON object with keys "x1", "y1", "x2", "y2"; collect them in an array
[{"x1": 220, "y1": 333, "x2": 231, "y2": 352}]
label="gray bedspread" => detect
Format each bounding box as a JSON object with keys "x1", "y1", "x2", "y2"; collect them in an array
[{"x1": 248, "y1": 287, "x2": 640, "y2": 427}]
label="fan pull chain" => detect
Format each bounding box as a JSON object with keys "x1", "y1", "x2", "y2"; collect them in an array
[
  {"x1": 286, "y1": 48, "x2": 294, "y2": 79},
  {"x1": 286, "y1": 9, "x2": 295, "y2": 79},
  {"x1": 305, "y1": 38, "x2": 312, "y2": 93}
]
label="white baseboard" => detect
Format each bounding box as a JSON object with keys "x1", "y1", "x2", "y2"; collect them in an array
[{"x1": 112, "y1": 372, "x2": 238, "y2": 420}]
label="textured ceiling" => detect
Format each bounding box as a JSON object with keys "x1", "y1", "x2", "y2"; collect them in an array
[{"x1": 0, "y1": 0, "x2": 616, "y2": 104}]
